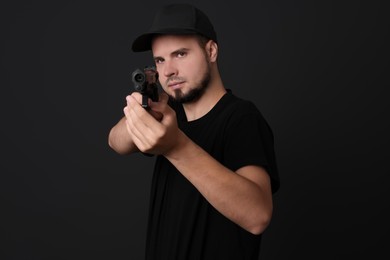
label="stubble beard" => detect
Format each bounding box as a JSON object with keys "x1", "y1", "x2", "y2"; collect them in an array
[{"x1": 169, "y1": 65, "x2": 211, "y2": 104}]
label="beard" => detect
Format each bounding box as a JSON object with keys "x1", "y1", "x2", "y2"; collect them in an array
[{"x1": 168, "y1": 65, "x2": 211, "y2": 104}]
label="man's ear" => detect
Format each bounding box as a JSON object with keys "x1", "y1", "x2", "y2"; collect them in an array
[{"x1": 206, "y1": 40, "x2": 218, "y2": 62}]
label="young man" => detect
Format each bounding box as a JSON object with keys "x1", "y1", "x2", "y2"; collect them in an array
[{"x1": 108, "y1": 3, "x2": 280, "y2": 259}]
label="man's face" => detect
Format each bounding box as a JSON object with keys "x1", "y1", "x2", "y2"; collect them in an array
[{"x1": 151, "y1": 35, "x2": 211, "y2": 103}]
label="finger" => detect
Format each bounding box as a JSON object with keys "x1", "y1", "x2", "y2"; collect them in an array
[
  {"x1": 126, "y1": 94, "x2": 144, "y2": 110},
  {"x1": 126, "y1": 94, "x2": 162, "y2": 121},
  {"x1": 126, "y1": 97, "x2": 164, "y2": 148},
  {"x1": 126, "y1": 95, "x2": 150, "y2": 119},
  {"x1": 124, "y1": 107, "x2": 152, "y2": 152},
  {"x1": 150, "y1": 102, "x2": 175, "y2": 122},
  {"x1": 149, "y1": 109, "x2": 163, "y2": 122},
  {"x1": 129, "y1": 92, "x2": 144, "y2": 105},
  {"x1": 159, "y1": 92, "x2": 169, "y2": 103}
]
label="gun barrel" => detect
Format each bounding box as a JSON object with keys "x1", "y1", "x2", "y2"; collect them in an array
[{"x1": 131, "y1": 67, "x2": 160, "y2": 107}]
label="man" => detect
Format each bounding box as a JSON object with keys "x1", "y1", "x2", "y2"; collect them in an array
[{"x1": 108, "y1": 3, "x2": 280, "y2": 259}]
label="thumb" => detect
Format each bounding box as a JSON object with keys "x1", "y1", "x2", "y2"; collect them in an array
[{"x1": 158, "y1": 92, "x2": 169, "y2": 104}]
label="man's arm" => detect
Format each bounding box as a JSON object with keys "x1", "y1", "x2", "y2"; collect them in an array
[
  {"x1": 125, "y1": 92, "x2": 273, "y2": 235},
  {"x1": 165, "y1": 133, "x2": 273, "y2": 235},
  {"x1": 108, "y1": 116, "x2": 139, "y2": 155}
]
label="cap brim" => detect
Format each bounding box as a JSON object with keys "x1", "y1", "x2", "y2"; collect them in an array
[
  {"x1": 131, "y1": 33, "x2": 155, "y2": 52},
  {"x1": 131, "y1": 28, "x2": 201, "y2": 52}
]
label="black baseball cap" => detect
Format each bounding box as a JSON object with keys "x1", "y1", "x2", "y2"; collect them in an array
[{"x1": 131, "y1": 4, "x2": 217, "y2": 52}]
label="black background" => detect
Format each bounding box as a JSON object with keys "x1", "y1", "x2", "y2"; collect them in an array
[{"x1": 1, "y1": 0, "x2": 389, "y2": 259}]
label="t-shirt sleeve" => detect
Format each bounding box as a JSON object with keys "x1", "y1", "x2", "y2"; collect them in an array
[{"x1": 223, "y1": 108, "x2": 280, "y2": 193}]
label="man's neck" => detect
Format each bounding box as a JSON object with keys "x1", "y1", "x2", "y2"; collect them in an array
[{"x1": 182, "y1": 78, "x2": 226, "y2": 122}]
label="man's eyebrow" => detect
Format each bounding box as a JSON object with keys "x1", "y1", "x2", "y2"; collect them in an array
[
  {"x1": 171, "y1": 48, "x2": 190, "y2": 55},
  {"x1": 153, "y1": 48, "x2": 190, "y2": 60}
]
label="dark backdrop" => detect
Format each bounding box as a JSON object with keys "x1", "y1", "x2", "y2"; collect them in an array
[{"x1": 1, "y1": 0, "x2": 389, "y2": 259}]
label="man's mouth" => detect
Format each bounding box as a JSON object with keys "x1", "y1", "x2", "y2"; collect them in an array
[{"x1": 168, "y1": 81, "x2": 185, "y2": 90}]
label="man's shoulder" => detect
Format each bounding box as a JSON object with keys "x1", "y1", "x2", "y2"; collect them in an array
[{"x1": 223, "y1": 91, "x2": 263, "y2": 118}]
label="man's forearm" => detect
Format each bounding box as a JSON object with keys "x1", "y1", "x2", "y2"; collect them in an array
[
  {"x1": 108, "y1": 117, "x2": 139, "y2": 155},
  {"x1": 164, "y1": 131, "x2": 273, "y2": 235}
]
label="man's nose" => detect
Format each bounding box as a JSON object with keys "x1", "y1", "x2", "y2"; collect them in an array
[{"x1": 163, "y1": 60, "x2": 178, "y2": 78}]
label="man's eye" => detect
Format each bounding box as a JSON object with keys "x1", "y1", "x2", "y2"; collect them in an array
[
  {"x1": 155, "y1": 58, "x2": 164, "y2": 64},
  {"x1": 177, "y1": 52, "x2": 186, "y2": 57}
]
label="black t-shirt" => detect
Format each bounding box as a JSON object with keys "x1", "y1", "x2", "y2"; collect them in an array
[{"x1": 145, "y1": 90, "x2": 280, "y2": 260}]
